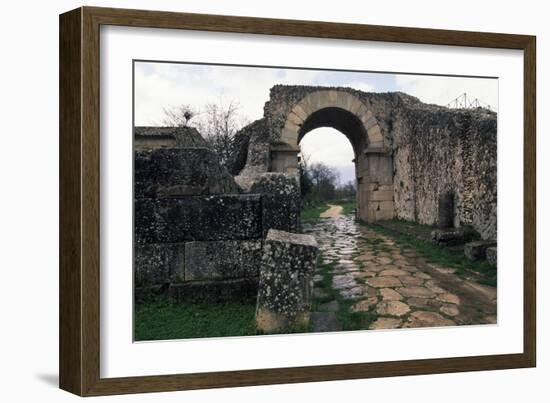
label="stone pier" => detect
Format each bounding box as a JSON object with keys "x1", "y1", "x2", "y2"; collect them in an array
[{"x1": 256, "y1": 229, "x2": 319, "y2": 333}]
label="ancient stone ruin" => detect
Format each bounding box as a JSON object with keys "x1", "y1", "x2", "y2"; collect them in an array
[
  {"x1": 229, "y1": 85, "x2": 497, "y2": 241},
  {"x1": 134, "y1": 84, "x2": 497, "y2": 331}
]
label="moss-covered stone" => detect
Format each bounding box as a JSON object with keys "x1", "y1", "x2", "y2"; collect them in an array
[{"x1": 256, "y1": 230, "x2": 318, "y2": 333}]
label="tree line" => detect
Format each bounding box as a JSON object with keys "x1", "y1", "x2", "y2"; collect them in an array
[{"x1": 299, "y1": 156, "x2": 356, "y2": 207}]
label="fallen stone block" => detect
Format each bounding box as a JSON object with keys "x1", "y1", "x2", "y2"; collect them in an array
[
  {"x1": 431, "y1": 228, "x2": 467, "y2": 246},
  {"x1": 465, "y1": 241, "x2": 497, "y2": 261},
  {"x1": 184, "y1": 240, "x2": 262, "y2": 281},
  {"x1": 486, "y1": 246, "x2": 497, "y2": 266},
  {"x1": 256, "y1": 230, "x2": 318, "y2": 333}
]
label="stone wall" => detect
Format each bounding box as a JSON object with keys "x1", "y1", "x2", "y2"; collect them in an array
[
  {"x1": 392, "y1": 108, "x2": 497, "y2": 240},
  {"x1": 134, "y1": 127, "x2": 300, "y2": 303},
  {"x1": 231, "y1": 85, "x2": 497, "y2": 240}
]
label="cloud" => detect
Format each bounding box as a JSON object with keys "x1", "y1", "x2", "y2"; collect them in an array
[
  {"x1": 134, "y1": 62, "x2": 498, "y2": 182},
  {"x1": 134, "y1": 62, "x2": 322, "y2": 125},
  {"x1": 395, "y1": 74, "x2": 498, "y2": 111},
  {"x1": 300, "y1": 128, "x2": 356, "y2": 184}
]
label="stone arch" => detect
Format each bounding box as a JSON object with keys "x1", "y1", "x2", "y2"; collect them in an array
[
  {"x1": 279, "y1": 90, "x2": 386, "y2": 149},
  {"x1": 270, "y1": 89, "x2": 395, "y2": 223}
]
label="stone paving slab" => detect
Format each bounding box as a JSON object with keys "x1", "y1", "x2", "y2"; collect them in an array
[{"x1": 303, "y1": 212, "x2": 497, "y2": 332}]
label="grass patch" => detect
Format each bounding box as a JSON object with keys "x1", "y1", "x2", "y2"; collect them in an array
[
  {"x1": 301, "y1": 202, "x2": 330, "y2": 223},
  {"x1": 341, "y1": 309, "x2": 379, "y2": 331},
  {"x1": 135, "y1": 298, "x2": 257, "y2": 341},
  {"x1": 370, "y1": 223, "x2": 497, "y2": 287}
]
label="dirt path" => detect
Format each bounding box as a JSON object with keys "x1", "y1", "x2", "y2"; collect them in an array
[
  {"x1": 320, "y1": 204, "x2": 343, "y2": 218},
  {"x1": 303, "y1": 215, "x2": 497, "y2": 332}
]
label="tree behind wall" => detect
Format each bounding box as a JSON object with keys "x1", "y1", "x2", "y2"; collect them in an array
[
  {"x1": 300, "y1": 161, "x2": 339, "y2": 205},
  {"x1": 162, "y1": 98, "x2": 247, "y2": 169}
]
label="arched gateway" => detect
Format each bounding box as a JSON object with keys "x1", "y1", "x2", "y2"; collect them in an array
[
  {"x1": 275, "y1": 89, "x2": 394, "y2": 223},
  {"x1": 233, "y1": 86, "x2": 395, "y2": 223},
  {"x1": 230, "y1": 85, "x2": 497, "y2": 240}
]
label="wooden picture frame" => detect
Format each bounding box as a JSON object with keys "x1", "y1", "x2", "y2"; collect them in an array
[{"x1": 59, "y1": 6, "x2": 536, "y2": 396}]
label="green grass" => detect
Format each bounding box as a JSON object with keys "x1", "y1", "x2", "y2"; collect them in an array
[
  {"x1": 370, "y1": 223, "x2": 497, "y2": 287},
  {"x1": 301, "y1": 202, "x2": 330, "y2": 223},
  {"x1": 135, "y1": 299, "x2": 257, "y2": 341}
]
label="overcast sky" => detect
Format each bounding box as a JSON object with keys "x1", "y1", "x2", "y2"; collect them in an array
[{"x1": 135, "y1": 61, "x2": 498, "y2": 183}]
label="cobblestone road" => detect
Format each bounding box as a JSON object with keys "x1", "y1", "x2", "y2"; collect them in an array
[{"x1": 303, "y1": 208, "x2": 497, "y2": 332}]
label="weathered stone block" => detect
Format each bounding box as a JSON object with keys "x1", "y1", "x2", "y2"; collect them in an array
[
  {"x1": 291, "y1": 104, "x2": 308, "y2": 121},
  {"x1": 134, "y1": 126, "x2": 208, "y2": 151},
  {"x1": 486, "y1": 246, "x2": 497, "y2": 266},
  {"x1": 134, "y1": 148, "x2": 240, "y2": 198},
  {"x1": 249, "y1": 173, "x2": 301, "y2": 235},
  {"x1": 134, "y1": 242, "x2": 185, "y2": 286},
  {"x1": 135, "y1": 194, "x2": 262, "y2": 243},
  {"x1": 184, "y1": 240, "x2": 262, "y2": 281},
  {"x1": 256, "y1": 230, "x2": 319, "y2": 333},
  {"x1": 370, "y1": 190, "x2": 393, "y2": 201},
  {"x1": 464, "y1": 241, "x2": 497, "y2": 261},
  {"x1": 167, "y1": 277, "x2": 259, "y2": 304},
  {"x1": 431, "y1": 228, "x2": 467, "y2": 246}
]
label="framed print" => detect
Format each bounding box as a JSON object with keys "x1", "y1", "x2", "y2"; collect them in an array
[{"x1": 59, "y1": 6, "x2": 536, "y2": 396}]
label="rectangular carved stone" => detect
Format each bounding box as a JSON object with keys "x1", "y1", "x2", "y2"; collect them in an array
[
  {"x1": 134, "y1": 242, "x2": 185, "y2": 287},
  {"x1": 249, "y1": 173, "x2": 301, "y2": 236},
  {"x1": 185, "y1": 240, "x2": 262, "y2": 281},
  {"x1": 135, "y1": 194, "x2": 262, "y2": 243},
  {"x1": 256, "y1": 230, "x2": 318, "y2": 334},
  {"x1": 370, "y1": 190, "x2": 393, "y2": 201},
  {"x1": 431, "y1": 228, "x2": 468, "y2": 246},
  {"x1": 134, "y1": 148, "x2": 240, "y2": 198},
  {"x1": 167, "y1": 277, "x2": 259, "y2": 304}
]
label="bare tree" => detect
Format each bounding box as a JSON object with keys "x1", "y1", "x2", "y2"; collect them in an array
[
  {"x1": 192, "y1": 98, "x2": 247, "y2": 167},
  {"x1": 334, "y1": 180, "x2": 357, "y2": 201},
  {"x1": 304, "y1": 162, "x2": 340, "y2": 202},
  {"x1": 161, "y1": 104, "x2": 196, "y2": 127},
  {"x1": 160, "y1": 97, "x2": 248, "y2": 168}
]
